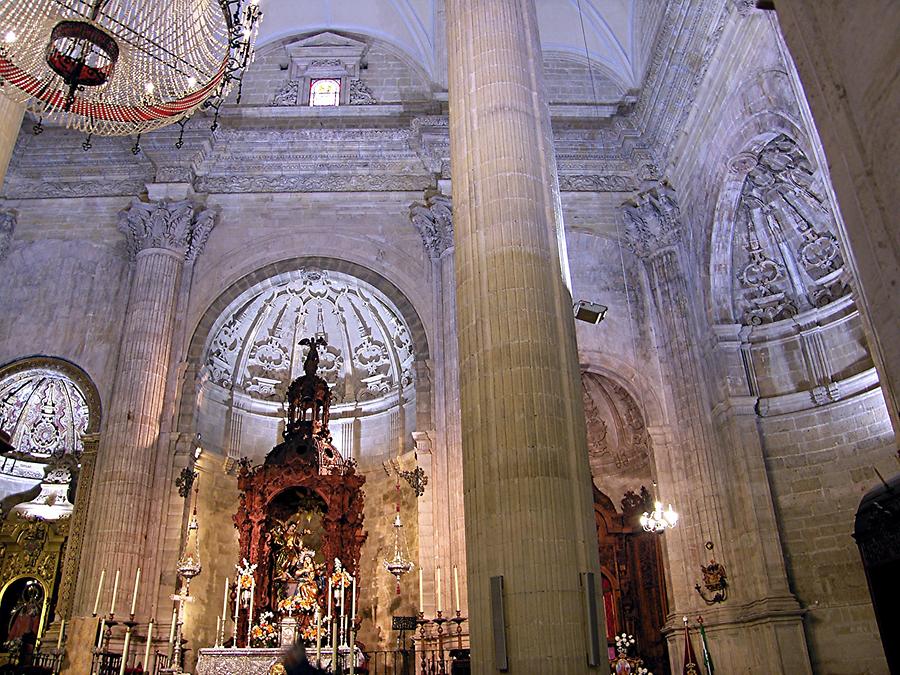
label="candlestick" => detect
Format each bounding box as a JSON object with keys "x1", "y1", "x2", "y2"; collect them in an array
[
  {"x1": 436, "y1": 566, "x2": 442, "y2": 613},
  {"x1": 453, "y1": 566, "x2": 460, "y2": 612},
  {"x1": 232, "y1": 576, "x2": 239, "y2": 648},
  {"x1": 130, "y1": 567, "x2": 141, "y2": 616},
  {"x1": 93, "y1": 569, "x2": 106, "y2": 616},
  {"x1": 315, "y1": 608, "x2": 322, "y2": 666},
  {"x1": 418, "y1": 568, "x2": 424, "y2": 611},
  {"x1": 143, "y1": 619, "x2": 154, "y2": 672},
  {"x1": 351, "y1": 575, "x2": 356, "y2": 622},
  {"x1": 109, "y1": 569, "x2": 120, "y2": 616},
  {"x1": 56, "y1": 619, "x2": 65, "y2": 650},
  {"x1": 340, "y1": 577, "x2": 345, "y2": 621},
  {"x1": 331, "y1": 608, "x2": 338, "y2": 671}
]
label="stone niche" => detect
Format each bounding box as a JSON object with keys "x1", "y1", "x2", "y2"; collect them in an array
[{"x1": 280, "y1": 32, "x2": 371, "y2": 106}]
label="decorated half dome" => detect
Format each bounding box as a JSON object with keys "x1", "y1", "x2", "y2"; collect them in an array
[
  {"x1": 203, "y1": 268, "x2": 415, "y2": 411},
  {"x1": 0, "y1": 367, "x2": 89, "y2": 460}
]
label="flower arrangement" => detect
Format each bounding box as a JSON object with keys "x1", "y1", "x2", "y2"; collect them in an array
[
  {"x1": 250, "y1": 611, "x2": 278, "y2": 647},
  {"x1": 610, "y1": 633, "x2": 652, "y2": 675},
  {"x1": 300, "y1": 622, "x2": 319, "y2": 642}
]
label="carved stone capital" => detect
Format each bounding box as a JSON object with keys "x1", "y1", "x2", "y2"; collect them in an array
[
  {"x1": 0, "y1": 208, "x2": 16, "y2": 261},
  {"x1": 621, "y1": 181, "x2": 681, "y2": 259},
  {"x1": 118, "y1": 198, "x2": 216, "y2": 262},
  {"x1": 410, "y1": 192, "x2": 453, "y2": 259}
]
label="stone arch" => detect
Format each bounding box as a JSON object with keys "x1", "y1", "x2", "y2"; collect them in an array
[
  {"x1": 578, "y1": 350, "x2": 667, "y2": 429},
  {"x1": 180, "y1": 256, "x2": 432, "y2": 436},
  {"x1": 0, "y1": 355, "x2": 102, "y2": 436}
]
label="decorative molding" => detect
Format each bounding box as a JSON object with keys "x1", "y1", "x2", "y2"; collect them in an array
[
  {"x1": 2, "y1": 178, "x2": 149, "y2": 200},
  {"x1": 621, "y1": 181, "x2": 682, "y2": 259},
  {"x1": 273, "y1": 81, "x2": 300, "y2": 106},
  {"x1": 0, "y1": 208, "x2": 15, "y2": 260},
  {"x1": 118, "y1": 198, "x2": 216, "y2": 262},
  {"x1": 756, "y1": 367, "x2": 881, "y2": 417},
  {"x1": 409, "y1": 192, "x2": 453, "y2": 259},
  {"x1": 559, "y1": 174, "x2": 638, "y2": 192},
  {"x1": 195, "y1": 173, "x2": 430, "y2": 194}
]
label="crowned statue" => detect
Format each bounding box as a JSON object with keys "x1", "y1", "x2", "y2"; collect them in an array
[{"x1": 268, "y1": 519, "x2": 325, "y2": 619}]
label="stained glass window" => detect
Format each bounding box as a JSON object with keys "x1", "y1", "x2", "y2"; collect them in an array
[
  {"x1": 310, "y1": 78, "x2": 340, "y2": 107},
  {"x1": 0, "y1": 368, "x2": 89, "y2": 458}
]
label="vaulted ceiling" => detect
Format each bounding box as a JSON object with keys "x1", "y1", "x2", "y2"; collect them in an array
[{"x1": 256, "y1": 0, "x2": 665, "y2": 90}]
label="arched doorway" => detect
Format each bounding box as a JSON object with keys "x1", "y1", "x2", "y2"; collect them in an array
[{"x1": 581, "y1": 371, "x2": 670, "y2": 674}]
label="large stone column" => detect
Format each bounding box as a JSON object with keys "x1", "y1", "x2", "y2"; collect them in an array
[
  {"x1": 446, "y1": 3, "x2": 605, "y2": 673},
  {"x1": 0, "y1": 96, "x2": 24, "y2": 188},
  {"x1": 65, "y1": 197, "x2": 214, "y2": 673}
]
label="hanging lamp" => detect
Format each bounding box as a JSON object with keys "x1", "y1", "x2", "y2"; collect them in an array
[{"x1": 0, "y1": 0, "x2": 261, "y2": 136}]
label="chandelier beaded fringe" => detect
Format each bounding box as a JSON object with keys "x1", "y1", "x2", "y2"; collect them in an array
[{"x1": 0, "y1": 0, "x2": 260, "y2": 136}]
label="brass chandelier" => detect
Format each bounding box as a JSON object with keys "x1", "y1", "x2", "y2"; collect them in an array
[{"x1": 0, "y1": 0, "x2": 261, "y2": 136}]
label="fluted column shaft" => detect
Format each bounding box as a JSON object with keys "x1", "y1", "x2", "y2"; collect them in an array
[
  {"x1": 447, "y1": 2, "x2": 605, "y2": 672},
  {"x1": 76, "y1": 198, "x2": 214, "y2": 620}
]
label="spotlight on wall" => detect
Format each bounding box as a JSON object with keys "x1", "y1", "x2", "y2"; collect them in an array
[{"x1": 574, "y1": 300, "x2": 608, "y2": 324}]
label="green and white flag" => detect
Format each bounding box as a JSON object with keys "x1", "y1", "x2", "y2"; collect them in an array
[{"x1": 698, "y1": 617, "x2": 715, "y2": 675}]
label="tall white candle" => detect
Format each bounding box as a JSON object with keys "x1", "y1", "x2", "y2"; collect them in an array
[
  {"x1": 93, "y1": 569, "x2": 106, "y2": 616},
  {"x1": 232, "y1": 576, "x2": 239, "y2": 645},
  {"x1": 435, "y1": 567, "x2": 442, "y2": 613},
  {"x1": 418, "y1": 568, "x2": 424, "y2": 612},
  {"x1": 315, "y1": 607, "x2": 322, "y2": 666},
  {"x1": 96, "y1": 617, "x2": 105, "y2": 650},
  {"x1": 118, "y1": 627, "x2": 132, "y2": 675},
  {"x1": 221, "y1": 577, "x2": 229, "y2": 632},
  {"x1": 327, "y1": 578, "x2": 333, "y2": 618},
  {"x1": 453, "y1": 566, "x2": 460, "y2": 612},
  {"x1": 215, "y1": 616, "x2": 221, "y2": 648},
  {"x1": 143, "y1": 619, "x2": 154, "y2": 672},
  {"x1": 56, "y1": 619, "x2": 65, "y2": 650},
  {"x1": 168, "y1": 607, "x2": 177, "y2": 650},
  {"x1": 351, "y1": 576, "x2": 356, "y2": 621},
  {"x1": 247, "y1": 578, "x2": 255, "y2": 645},
  {"x1": 130, "y1": 567, "x2": 141, "y2": 616},
  {"x1": 339, "y1": 578, "x2": 345, "y2": 620},
  {"x1": 109, "y1": 570, "x2": 120, "y2": 616}
]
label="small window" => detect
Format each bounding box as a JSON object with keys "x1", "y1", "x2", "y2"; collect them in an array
[{"x1": 310, "y1": 78, "x2": 340, "y2": 107}]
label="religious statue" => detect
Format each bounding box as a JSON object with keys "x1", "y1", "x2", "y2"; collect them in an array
[
  {"x1": 7, "y1": 580, "x2": 43, "y2": 643},
  {"x1": 267, "y1": 519, "x2": 323, "y2": 616}
]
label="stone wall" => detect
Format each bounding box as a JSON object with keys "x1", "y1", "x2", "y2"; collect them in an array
[{"x1": 760, "y1": 389, "x2": 895, "y2": 674}]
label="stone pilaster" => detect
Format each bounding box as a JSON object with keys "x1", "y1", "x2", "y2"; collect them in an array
[
  {"x1": 411, "y1": 191, "x2": 467, "y2": 612},
  {"x1": 446, "y1": 2, "x2": 605, "y2": 672},
  {"x1": 78, "y1": 198, "x2": 215, "y2": 618},
  {"x1": 623, "y1": 185, "x2": 811, "y2": 672}
]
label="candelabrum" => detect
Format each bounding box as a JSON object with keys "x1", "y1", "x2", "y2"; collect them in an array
[{"x1": 416, "y1": 610, "x2": 468, "y2": 675}]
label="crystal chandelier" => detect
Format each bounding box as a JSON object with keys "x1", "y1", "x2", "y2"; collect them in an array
[
  {"x1": 0, "y1": 0, "x2": 261, "y2": 136},
  {"x1": 640, "y1": 500, "x2": 679, "y2": 533}
]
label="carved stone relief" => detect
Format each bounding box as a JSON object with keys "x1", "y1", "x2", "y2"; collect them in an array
[
  {"x1": 621, "y1": 181, "x2": 681, "y2": 259},
  {"x1": 203, "y1": 269, "x2": 415, "y2": 410},
  {"x1": 409, "y1": 192, "x2": 453, "y2": 259},
  {"x1": 732, "y1": 134, "x2": 850, "y2": 325}
]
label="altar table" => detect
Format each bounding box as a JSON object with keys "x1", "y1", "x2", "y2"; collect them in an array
[{"x1": 195, "y1": 646, "x2": 362, "y2": 675}]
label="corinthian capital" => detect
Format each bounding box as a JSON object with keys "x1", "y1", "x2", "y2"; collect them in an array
[
  {"x1": 0, "y1": 209, "x2": 15, "y2": 261},
  {"x1": 621, "y1": 181, "x2": 681, "y2": 259},
  {"x1": 118, "y1": 198, "x2": 216, "y2": 262},
  {"x1": 410, "y1": 191, "x2": 453, "y2": 259}
]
